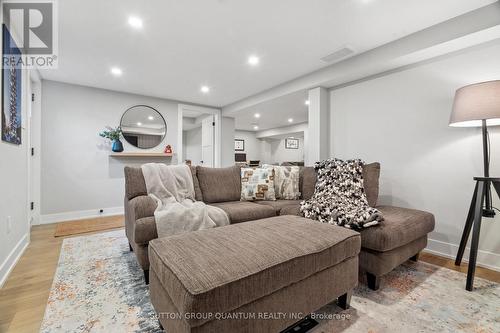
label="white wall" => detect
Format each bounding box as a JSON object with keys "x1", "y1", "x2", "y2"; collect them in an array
[
  {"x1": 0, "y1": 15, "x2": 31, "y2": 285},
  {"x1": 41, "y1": 80, "x2": 179, "y2": 221},
  {"x1": 267, "y1": 137, "x2": 305, "y2": 164},
  {"x1": 234, "y1": 130, "x2": 262, "y2": 161},
  {"x1": 330, "y1": 42, "x2": 500, "y2": 271},
  {"x1": 221, "y1": 117, "x2": 235, "y2": 167},
  {"x1": 183, "y1": 127, "x2": 202, "y2": 165}
]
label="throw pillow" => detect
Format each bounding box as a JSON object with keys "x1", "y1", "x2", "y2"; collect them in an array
[
  {"x1": 267, "y1": 165, "x2": 301, "y2": 200},
  {"x1": 240, "y1": 167, "x2": 276, "y2": 201}
]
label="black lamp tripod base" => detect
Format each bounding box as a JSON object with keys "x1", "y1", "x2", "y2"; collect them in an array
[{"x1": 455, "y1": 177, "x2": 500, "y2": 291}]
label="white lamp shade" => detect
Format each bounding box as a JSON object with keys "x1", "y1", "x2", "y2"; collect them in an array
[{"x1": 449, "y1": 80, "x2": 500, "y2": 127}]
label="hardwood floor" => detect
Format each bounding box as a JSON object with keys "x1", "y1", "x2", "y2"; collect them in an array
[
  {"x1": 420, "y1": 251, "x2": 500, "y2": 283},
  {"x1": 0, "y1": 219, "x2": 499, "y2": 332}
]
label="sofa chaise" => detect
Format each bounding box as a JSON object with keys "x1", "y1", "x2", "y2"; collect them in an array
[{"x1": 124, "y1": 163, "x2": 435, "y2": 290}]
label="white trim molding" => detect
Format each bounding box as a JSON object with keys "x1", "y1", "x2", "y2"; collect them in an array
[
  {"x1": 40, "y1": 206, "x2": 124, "y2": 225},
  {"x1": 0, "y1": 233, "x2": 29, "y2": 288},
  {"x1": 425, "y1": 238, "x2": 500, "y2": 273}
]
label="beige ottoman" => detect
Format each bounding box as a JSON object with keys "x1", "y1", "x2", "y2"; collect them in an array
[{"x1": 148, "y1": 215, "x2": 360, "y2": 333}]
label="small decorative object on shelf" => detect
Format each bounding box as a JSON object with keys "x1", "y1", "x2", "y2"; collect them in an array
[
  {"x1": 164, "y1": 145, "x2": 173, "y2": 154},
  {"x1": 99, "y1": 126, "x2": 124, "y2": 152}
]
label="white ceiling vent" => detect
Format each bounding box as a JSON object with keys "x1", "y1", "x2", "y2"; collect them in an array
[{"x1": 320, "y1": 46, "x2": 355, "y2": 63}]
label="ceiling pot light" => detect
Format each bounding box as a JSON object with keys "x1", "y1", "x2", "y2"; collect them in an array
[
  {"x1": 137, "y1": 122, "x2": 142, "y2": 126},
  {"x1": 253, "y1": 125, "x2": 259, "y2": 130},
  {"x1": 254, "y1": 113, "x2": 260, "y2": 118},
  {"x1": 288, "y1": 118, "x2": 294, "y2": 123},
  {"x1": 148, "y1": 116, "x2": 154, "y2": 120},
  {"x1": 128, "y1": 16, "x2": 143, "y2": 29},
  {"x1": 201, "y1": 86, "x2": 210, "y2": 94},
  {"x1": 110, "y1": 67, "x2": 123, "y2": 76},
  {"x1": 305, "y1": 100, "x2": 310, "y2": 106},
  {"x1": 248, "y1": 55, "x2": 260, "y2": 66}
]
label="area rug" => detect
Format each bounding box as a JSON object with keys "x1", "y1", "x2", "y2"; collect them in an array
[
  {"x1": 53, "y1": 215, "x2": 124, "y2": 237},
  {"x1": 40, "y1": 230, "x2": 500, "y2": 333}
]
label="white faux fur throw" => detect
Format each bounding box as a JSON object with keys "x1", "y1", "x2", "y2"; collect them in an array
[{"x1": 141, "y1": 163, "x2": 229, "y2": 238}]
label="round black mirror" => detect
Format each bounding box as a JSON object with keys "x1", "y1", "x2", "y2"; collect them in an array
[{"x1": 120, "y1": 105, "x2": 166, "y2": 149}]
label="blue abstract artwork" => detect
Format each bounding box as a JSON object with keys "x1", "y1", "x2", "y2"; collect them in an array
[{"x1": 2, "y1": 24, "x2": 22, "y2": 145}]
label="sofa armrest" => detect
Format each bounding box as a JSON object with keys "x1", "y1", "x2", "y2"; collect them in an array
[
  {"x1": 129, "y1": 195, "x2": 157, "y2": 219},
  {"x1": 125, "y1": 195, "x2": 157, "y2": 244}
]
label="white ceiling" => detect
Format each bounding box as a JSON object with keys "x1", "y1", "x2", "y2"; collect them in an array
[
  {"x1": 234, "y1": 90, "x2": 308, "y2": 131},
  {"x1": 40, "y1": 0, "x2": 496, "y2": 107}
]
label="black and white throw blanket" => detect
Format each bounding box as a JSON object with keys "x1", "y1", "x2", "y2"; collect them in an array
[{"x1": 300, "y1": 158, "x2": 383, "y2": 229}]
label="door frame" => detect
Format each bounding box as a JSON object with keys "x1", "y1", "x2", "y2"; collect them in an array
[
  {"x1": 178, "y1": 104, "x2": 222, "y2": 167},
  {"x1": 27, "y1": 69, "x2": 42, "y2": 225}
]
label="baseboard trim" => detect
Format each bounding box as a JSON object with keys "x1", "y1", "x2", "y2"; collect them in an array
[
  {"x1": 40, "y1": 206, "x2": 124, "y2": 225},
  {"x1": 0, "y1": 233, "x2": 30, "y2": 288},
  {"x1": 426, "y1": 238, "x2": 500, "y2": 272}
]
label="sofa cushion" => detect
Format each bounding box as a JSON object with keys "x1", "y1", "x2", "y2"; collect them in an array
[
  {"x1": 210, "y1": 201, "x2": 276, "y2": 223},
  {"x1": 363, "y1": 162, "x2": 380, "y2": 207},
  {"x1": 148, "y1": 215, "x2": 360, "y2": 327},
  {"x1": 280, "y1": 204, "x2": 302, "y2": 216},
  {"x1": 255, "y1": 200, "x2": 301, "y2": 214},
  {"x1": 300, "y1": 167, "x2": 317, "y2": 200},
  {"x1": 196, "y1": 165, "x2": 241, "y2": 203},
  {"x1": 189, "y1": 166, "x2": 203, "y2": 202},
  {"x1": 124, "y1": 166, "x2": 148, "y2": 200},
  {"x1": 360, "y1": 205, "x2": 435, "y2": 252}
]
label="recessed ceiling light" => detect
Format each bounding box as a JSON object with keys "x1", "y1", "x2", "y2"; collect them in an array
[
  {"x1": 128, "y1": 16, "x2": 143, "y2": 29},
  {"x1": 288, "y1": 118, "x2": 294, "y2": 123},
  {"x1": 305, "y1": 100, "x2": 310, "y2": 106},
  {"x1": 137, "y1": 122, "x2": 142, "y2": 126},
  {"x1": 148, "y1": 116, "x2": 154, "y2": 120},
  {"x1": 201, "y1": 86, "x2": 210, "y2": 94},
  {"x1": 254, "y1": 113, "x2": 260, "y2": 118},
  {"x1": 110, "y1": 67, "x2": 123, "y2": 76},
  {"x1": 253, "y1": 125, "x2": 259, "y2": 130},
  {"x1": 248, "y1": 55, "x2": 260, "y2": 66}
]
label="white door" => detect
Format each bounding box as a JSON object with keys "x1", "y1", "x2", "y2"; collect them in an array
[{"x1": 201, "y1": 115, "x2": 215, "y2": 167}]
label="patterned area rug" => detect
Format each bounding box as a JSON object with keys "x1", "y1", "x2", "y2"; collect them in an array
[{"x1": 40, "y1": 230, "x2": 500, "y2": 333}]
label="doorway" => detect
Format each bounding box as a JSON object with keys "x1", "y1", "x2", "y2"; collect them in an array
[{"x1": 177, "y1": 104, "x2": 221, "y2": 167}]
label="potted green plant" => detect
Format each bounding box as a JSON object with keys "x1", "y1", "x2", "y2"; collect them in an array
[{"x1": 99, "y1": 126, "x2": 124, "y2": 152}]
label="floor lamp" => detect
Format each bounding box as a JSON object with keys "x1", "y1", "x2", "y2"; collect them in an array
[{"x1": 449, "y1": 80, "x2": 500, "y2": 291}]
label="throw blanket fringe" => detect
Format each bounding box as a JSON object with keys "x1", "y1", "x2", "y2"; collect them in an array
[
  {"x1": 300, "y1": 158, "x2": 383, "y2": 229},
  {"x1": 141, "y1": 163, "x2": 229, "y2": 238}
]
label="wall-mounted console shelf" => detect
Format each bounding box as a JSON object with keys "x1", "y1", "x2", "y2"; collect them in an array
[{"x1": 110, "y1": 152, "x2": 173, "y2": 157}]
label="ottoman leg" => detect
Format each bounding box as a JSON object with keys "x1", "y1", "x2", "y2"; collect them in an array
[
  {"x1": 410, "y1": 252, "x2": 420, "y2": 262},
  {"x1": 366, "y1": 272, "x2": 380, "y2": 291},
  {"x1": 337, "y1": 291, "x2": 352, "y2": 310},
  {"x1": 129, "y1": 243, "x2": 133, "y2": 252},
  {"x1": 158, "y1": 319, "x2": 164, "y2": 330},
  {"x1": 144, "y1": 269, "x2": 149, "y2": 285}
]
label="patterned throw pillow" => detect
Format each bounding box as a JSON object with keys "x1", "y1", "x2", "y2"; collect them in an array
[
  {"x1": 270, "y1": 166, "x2": 301, "y2": 200},
  {"x1": 240, "y1": 167, "x2": 276, "y2": 201}
]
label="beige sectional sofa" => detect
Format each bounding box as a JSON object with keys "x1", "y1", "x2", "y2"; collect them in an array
[{"x1": 124, "y1": 163, "x2": 435, "y2": 290}]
